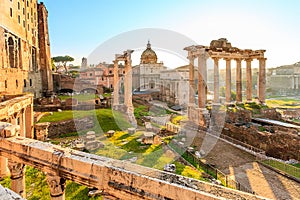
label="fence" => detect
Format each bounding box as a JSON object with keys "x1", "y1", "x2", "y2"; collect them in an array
[
  {"x1": 259, "y1": 159, "x2": 300, "y2": 181},
  {"x1": 169, "y1": 141, "x2": 255, "y2": 194}
]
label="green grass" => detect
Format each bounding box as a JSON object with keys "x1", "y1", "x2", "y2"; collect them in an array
[
  {"x1": 58, "y1": 94, "x2": 97, "y2": 101},
  {"x1": 262, "y1": 159, "x2": 300, "y2": 179},
  {"x1": 0, "y1": 166, "x2": 102, "y2": 200},
  {"x1": 38, "y1": 110, "x2": 93, "y2": 123},
  {"x1": 38, "y1": 108, "x2": 132, "y2": 133},
  {"x1": 266, "y1": 98, "x2": 300, "y2": 108},
  {"x1": 293, "y1": 163, "x2": 300, "y2": 168}
]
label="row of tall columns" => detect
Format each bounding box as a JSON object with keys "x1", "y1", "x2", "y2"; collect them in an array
[
  {"x1": 210, "y1": 58, "x2": 266, "y2": 104},
  {"x1": 181, "y1": 53, "x2": 267, "y2": 107}
]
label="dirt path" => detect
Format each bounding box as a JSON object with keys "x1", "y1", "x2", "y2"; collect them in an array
[{"x1": 193, "y1": 130, "x2": 300, "y2": 199}]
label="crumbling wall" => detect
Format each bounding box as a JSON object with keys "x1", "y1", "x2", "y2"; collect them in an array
[
  {"x1": 48, "y1": 117, "x2": 94, "y2": 138},
  {"x1": 223, "y1": 123, "x2": 300, "y2": 160}
]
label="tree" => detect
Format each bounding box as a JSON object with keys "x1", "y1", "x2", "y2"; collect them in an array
[{"x1": 52, "y1": 55, "x2": 74, "y2": 73}]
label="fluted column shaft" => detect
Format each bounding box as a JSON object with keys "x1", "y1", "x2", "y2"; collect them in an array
[
  {"x1": 235, "y1": 59, "x2": 242, "y2": 102},
  {"x1": 225, "y1": 59, "x2": 231, "y2": 103},
  {"x1": 245, "y1": 58, "x2": 253, "y2": 102}
]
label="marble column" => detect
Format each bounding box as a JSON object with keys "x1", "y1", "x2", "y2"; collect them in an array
[
  {"x1": 258, "y1": 58, "x2": 266, "y2": 104},
  {"x1": 47, "y1": 174, "x2": 66, "y2": 200},
  {"x1": 225, "y1": 58, "x2": 231, "y2": 103},
  {"x1": 8, "y1": 160, "x2": 25, "y2": 198},
  {"x1": 124, "y1": 51, "x2": 133, "y2": 110},
  {"x1": 188, "y1": 56, "x2": 196, "y2": 105},
  {"x1": 198, "y1": 53, "x2": 207, "y2": 108},
  {"x1": 113, "y1": 59, "x2": 119, "y2": 106},
  {"x1": 245, "y1": 58, "x2": 253, "y2": 102},
  {"x1": 213, "y1": 57, "x2": 219, "y2": 104},
  {"x1": 235, "y1": 59, "x2": 242, "y2": 102}
]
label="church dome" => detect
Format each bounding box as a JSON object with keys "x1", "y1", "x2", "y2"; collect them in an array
[{"x1": 140, "y1": 41, "x2": 157, "y2": 64}]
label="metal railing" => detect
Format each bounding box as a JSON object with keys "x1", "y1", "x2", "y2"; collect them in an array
[
  {"x1": 169, "y1": 141, "x2": 256, "y2": 194},
  {"x1": 259, "y1": 159, "x2": 300, "y2": 180}
]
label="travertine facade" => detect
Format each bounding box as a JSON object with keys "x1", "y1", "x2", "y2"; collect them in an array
[{"x1": 0, "y1": 0, "x2": 52, "y2": 98}]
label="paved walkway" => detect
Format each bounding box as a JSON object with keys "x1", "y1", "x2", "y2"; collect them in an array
[{"x1": 194, "y1": 130, "x2": 300, "y2": 199}]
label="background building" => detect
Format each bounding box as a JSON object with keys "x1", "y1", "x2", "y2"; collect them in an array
[
  {"x1": 267, "y1": 62, "x2": 300, "y2": 96},
  {"x1": 0, "y1": 0, "x2": 53, "y2": 98},
  {"x1": 132, "y1": 41, "x2": 167, "y2": 91}
]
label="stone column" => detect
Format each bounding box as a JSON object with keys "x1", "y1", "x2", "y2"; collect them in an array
[
  {"x1": 113, "y1": 59, "x2": 119, "y2": 107},
  {"x1": 198, "y1": 52, "x2": 207, "y2": 108},
  {"x1": 258, "y1": 58, "x2": 266, "y2": 104},
  {"x1": 8, "y1": 160, "x2": 25, "y2": 197},
  {"x1": 25, "y1": 104, "x2": 33, "y2": 138},
  {"x1": 213, "y1": 57, "x2": 219, "y2": 104},
  {"x1": 0, "y1": 157, "x2": 8, "y2": 179},
  {"x1": 245, "y1": 58, "x2": 253, "y2": 102},
  {"x1": 225, "y1": 58, "x2": 231, "y2": 103},
  {"x1": 124, "y1": 53, "x2": 133, "y2": 110},
  {"x1": 188, "y1": 56, "x2": 196, "y2": 105},
  {"x1": 235, "y1": 59, "x2": 242, "y2": 102},
  {"x1": 47, "y1": 174, "x2": 66, "y2": 200}
]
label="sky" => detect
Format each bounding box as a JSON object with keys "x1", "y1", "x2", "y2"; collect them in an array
[{"x1": 40, "y1": 0, "x2": 300, "y2": 68}]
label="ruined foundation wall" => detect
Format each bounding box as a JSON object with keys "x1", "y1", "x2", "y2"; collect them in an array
[
  {"x1": 223, "y1": 123, "x2": 300, "y2": 160},
  {"x1": 47, "y1": 117, "x2": 94, "y2": 138}
]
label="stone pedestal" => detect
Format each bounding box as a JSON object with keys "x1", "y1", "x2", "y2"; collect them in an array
[{"x1": 8, "y1": 160, "x2": 25, "y2": 198}]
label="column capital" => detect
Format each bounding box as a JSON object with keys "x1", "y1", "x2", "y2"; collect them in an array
[
  {"x1": 47, "y1": 174, "x2": 66, "y2": 197},
  {"x1": 223, "y1": 58, "x2": 231, "y2": 61},
  {"x1": 258, "y1": 57, "x2": 267, "y2": 61},
  {"x1": 7, "y1": 160, "x2": 25, "y2": 179},
  {"x1": 211, "y1": 57, "x2": 219, "y2": 62},
  {"x1": 244, "y1": 58, "x2": 253, "y2": 62},
  {"x1": 187, "y1": 55, "x2": 196, "y2": 61}
]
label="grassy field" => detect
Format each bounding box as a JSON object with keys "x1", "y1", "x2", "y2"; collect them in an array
[
  {"x1": 58, "y1": 94, "x2": 98, "y2": 101},
  {"x1": 266, "y1": 98, "x2": 300, "y2": 108},
  {"x1": 38, "y1": 108, "x2": 131, "y2": 133}
]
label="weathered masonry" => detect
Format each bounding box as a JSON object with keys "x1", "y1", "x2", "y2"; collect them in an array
[
  {"x1": 0, "y1": 0, "x2": 53, "y2": 98},
  {"x1": 113, "y1": 50, "x2": 137, "y2": 127},
  {"x1": 0, "y1": 136, "x2": 268, "y2": 200},
  {"x1": 184, "y1": 38, "x2": 266, "y2": 127}
]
